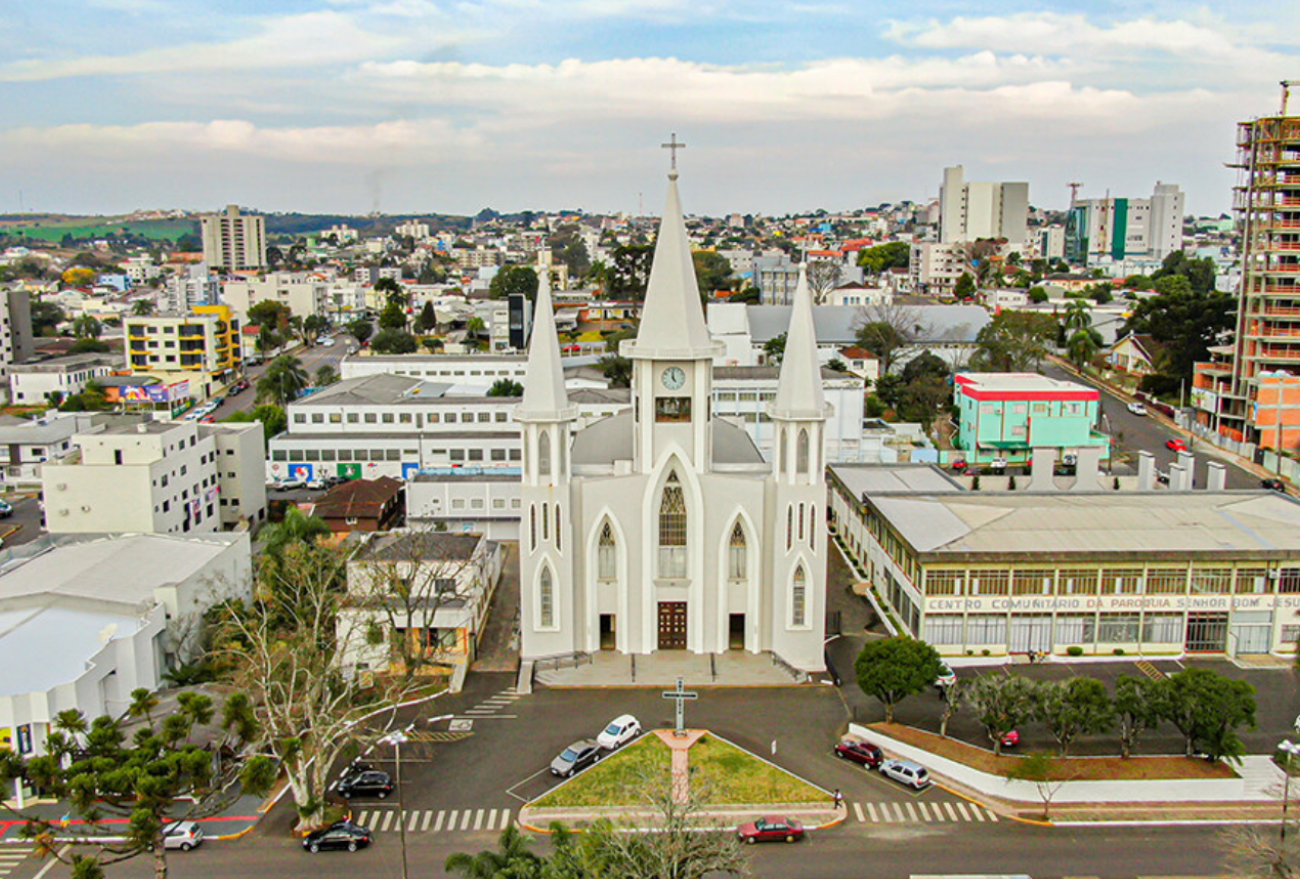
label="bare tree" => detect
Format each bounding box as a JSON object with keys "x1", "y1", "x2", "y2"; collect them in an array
[
  {"x1": 1221, "y1": 826, "x2": 1300, "y2": 878},
  {"x1": 852, "y1": 302, "x2": 932, "y2": 375},
  {"x1": 805, "y1": 259, "x2": 843, "y2": 306},
  {"x1": 939, "y1": 679, "x2": 964, "y2": 738},
  {"x1": 1005, "y1": 751, "x2": 1071, "y2": 821}
]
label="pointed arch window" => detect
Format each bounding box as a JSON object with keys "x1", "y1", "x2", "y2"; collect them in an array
[
  {"x1": 538, "y1": 431, "x2": 552, "y2": 477},
  {"x1": 786, "y1": 505, "x2": 793, "y2": 551},
  {"x1": 796, "y1": 428, "x2": 810, "y2": 476},
  {"x1": 529, "y1": 505, "x2": 537, "y2": 552},
  {"x1": 728, "y1": 522, "x2": 747, "y2": 581},
  {"x1": 658, "y1": 472, "x2": 687, "y2": 579},
  {"x1": 542, "y1": 502, "x2": 550, "y2": 541},
  {"x1": 598, "y1": 522, "x2": 617, "y2": 581},
  {"x1": 792, "y1": 566, "x2": 807, "y2": 627},
  {"x1": 539, "y1": 567, "x2": 554, "y2": 628},
  {"x1": 555, "y1": 504, "x2": 562, "y2": 552},
  {"x1": 798, "y1": 502, "x2": 805, "y2": 542},
  {"x1": 808, "y1": 505, "x2": 816, "y2": 551}
]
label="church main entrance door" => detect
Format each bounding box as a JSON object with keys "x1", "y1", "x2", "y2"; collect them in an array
[{"x1": 657, "y1": 602, "x2": 688, "y2": 650}]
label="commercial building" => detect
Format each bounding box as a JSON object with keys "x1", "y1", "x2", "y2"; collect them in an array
[
  {"x1": 8, "y1": 353, "x2": 115, "y2": 406},
  {"x1": 42, "y1": 419, "x2": 266, "y2": 534},
  {"x1": 1193, "y1": 96, "x2": 1300, "y2": 451},
  {"x1": 0, "y1": 412, "x2": 99, "y2": 488},
  {"x1": 124, "y1": 305, "x2": 242, "y2": 400},
  {"x1": 938, "y1": 165, "x2": 1029, "y2": 247},
  {"x1": 829, "y1": 463, "x2": 1300, "y2": 658},
  {"x1": 406, "y1": 472, "x2": 521, "y2": 540},
  {"x1": 953, "y1": 372, "x2": 1110, "y2": 466},
  {"x1": 1065, "y1": 183, "x2": 1185, "y2": 264},
  {"x1": 220, "y1": 272, "x2": 330, "y2": 323},
  {"x1": 0, "y1": 532, "x2": 251, "y2": 756},
  {"x1": 200, "y1": 205, "x2": 266, "y2": 272}
]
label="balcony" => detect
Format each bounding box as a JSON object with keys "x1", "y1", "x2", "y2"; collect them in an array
[{"x1": 1253, "y1": 346, "x2": 1300, "y2": 359}]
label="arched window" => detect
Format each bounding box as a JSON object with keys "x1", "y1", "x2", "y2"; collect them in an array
[
  {"x1": 798, "y1": 502, "x2": 805, "y2": 542},
  {"x1": 786, "y1": 505, "x2": 793, "y2": 551},
  {"x1": 796, "y1": 428, "x2": 809, "y2": 476},
  {"x1": 555, "y1": 504, "x2": 562, "y2": 552},
  {"x1": 728, "y1": 522, "x2": 747, "y2": 581},
  {"x1": 792, "y1": 566, "x2": 807, "y2": 627},
  {"x1": 658, "y1": 472, "x2": 687, "y2": 579},
  {"x1": 529, "y1": 505, "x2": 537, "y2": 552},
  {"x1": 542, "y1": 502, "x2": 549, "y2": 541},
  {"x1": 538, "y1": 431, "x2": 551, "y2": 477},
  {"x1": 598, "y1": 522, "x2": 617, "y2": 580},
  {"x1": 539, "y1": 567, "x2": 554, "y2": 628},
  {"x1": 808, "y1": 505, "x2": 816, "y2": 551}
]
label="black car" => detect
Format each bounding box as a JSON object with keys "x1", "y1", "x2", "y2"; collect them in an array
[
  {"x1": 303, "y1": 820, "x2": 372, "y2": 854},
  {"x1": 1263, "y1": 478, "x2": 1288, "y2": 492},
  {"x1": 337, "y1": 770, "x2": 394, "y2": 799},
  {"x1": 550, "y1": 739, "x2": 602, "y2": 777}
]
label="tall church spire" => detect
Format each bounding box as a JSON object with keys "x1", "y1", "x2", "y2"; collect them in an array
[
  {"x1": 517, "y1": 269, "x2": 576, "y2": 421},
  {"x1": 624, "y1": 169, "x2": 721, "y2": 360},
  {"x1": 772, "y1": 262, "x2": 830, "y2": 420}
]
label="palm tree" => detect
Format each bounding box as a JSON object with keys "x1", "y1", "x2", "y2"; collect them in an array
[
  {"x1": 130, "y1": 299, "x2": 156, "y2": 316},
  {"x1": 445, "y1": 825, "x2": 543, "y2": 879},
  {"x1": 256, "y1": 355, "x2": 309, "y2": 407},
  {"x1": 1063, "y1": 298, "x2": 1092, "y2": 334},
  {"x1": 1067, "y1": 328, "x2": 1099, "y2": 368},
  {"x1": 258, "y1": 506, "x2": 330, "y2": 559}
]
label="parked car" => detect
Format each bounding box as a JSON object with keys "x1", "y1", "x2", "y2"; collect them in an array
[
  {"x1": 1263, "y1": 478, "x2": 1287, "y2": 492},
  {"x1": 199, "y1": 414, "x2": 216, "y2": 424},
  {"x1": 336, "y1": 769, "x2": 394, "y2": 799},
  {"x1": 0, "y1": 499, "x2": 13, "y2": 519},
  {"x1": 302, "y1": 820, "x2": 372, "y2": 853},
  {"x1": 1000, "y1": 729, "x2": 1020, "y2": 748},
  {"x1": 306, "y1": 477, "x2": 329, "y2": 491},
  {"x1": 737, "y1": 816, "x2": 804, "y2": 844},
  {"x1": 320, "y1": 337, "x2": 335, "y2": 347},
  {"x1": 1127, "y1": 402, "x2": 1148, "y2": 416},
  {"x1": 933, "y1": 661, "x2": 956, "y2": 689},
  {"x1": 950, "y1": 459, "x2": 967, "y2": 472},
  {"x1": 1165, "y1": 438, "x2": 1188, "y2": 452},
  {"x1": 988, "y1": 458, "x2": 1008, "y2": 471},
  {"x1": 163, "y1": 821, "x2": 204, "y2": 851},
  {"x1": 597, "y1": 714, "x2": 642, "y2": 750},
  {"x1": 325, "y1": 474, "x2": 349, "y2": 487},
  {"x1": 880, "y1": 758, "x2": 931, "y2": 790},
  {"x1": 832, "y1": 738, "x2": 884, "y2": 769},
  {"x1": 550, "y1": 739, "x2": 602, "y2": 777},
  {"x1": 274, "y1": 478, "x2": 307, "y2": 491}
]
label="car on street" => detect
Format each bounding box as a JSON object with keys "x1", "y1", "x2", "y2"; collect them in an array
[
  {"x1": 336, "y1": 769, "x2": 394, "y2": 799},
  {"x1": 199, "y1": 414, "x2": 216, "y2": 424},
  {"x1": 880, "y1": 758, "x2": 931, "y2": 790},
  {"x1": 1127, "y1": 402, "x2": 1148, "y2": 416},
  {"x1": 934, "y1": 661, "x2": 956, "y2": 689},
  {"x1": 163, "y1": 821, "x2": 204, "y2": 851},
  {"x1": 302, "y1": 820, "x2": 372, "y2": 853},
  {"x1": 1263, "y1": 478, "x2": 1287, "y2": 492},
  {"x1": 832, "y1": 738, "x2": 884, "y2": 769},
  {"x1": 988, "y1": 457, "x2": 1007, "y2": 471},
  {"x1": 0, "y1": 499, "x2": 13, "y2": 519},
  {"x1": 1166, "y1": 438, "x2": 1188, "y2": 452},
  {"x1": 550, "y1": 739, "x2": 602, "y2": 777},
  {"x1": 320, "y1": 337, "x2": 335, "y2": 346},
  {"x1": 1000, "y1": 729, "x2": 1020, "y2": 748},
  {"x1": 325, "y1": 475, "x2": 349, "y2": 487},
  {"x1": 737, "y1": 816, "x2": 804, "y2": 844},
  {"x1": 597, "y1": 714, "x2": 642, "y2": 750},
  {"x1": 272, "y1": 477, "x2": 307, "y2": 492}
]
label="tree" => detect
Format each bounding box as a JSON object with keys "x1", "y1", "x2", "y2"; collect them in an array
[
  {"x1": 692, "y1": 251, "x2": 735, "y2": 298},
  {"x1": 223, "y1": 404, "x2": 287, "y2": 442},
  {"x1": 1221, "y1": 825, "x2": 1300, "y2": 879},
  {"x1": 953, "y1": 272, "x2": 976, "y2": 299},
  {"x1": 488, "y1": 265, "x2": 538, "y2": 301},
  {"x1": 247, "y1": 300, "x2": 292, "y2": 335},
  {"x1": 854, "y1": 303, "x2": 926, "y2": 375},
  {"x1": 370, "y1": 329, "x2": 419, "y2": 354},
  {"x1": 854, "y1": 636, "x2": 943, "y2": 723},
  {"x1": 259, "y1": 506, "x2": 330, "y2": 561},
  {"x1": 1124, "y1": 283, "x2": 1236, "y2": 381},
  {"x1": 255, "y1": 325, "x2": 281, "y2": 359},
  {"x1": 302, "y1": 314, "x2": 329, "y2": 343},
  {"x1": 378, "y1": 300, "x2": 407, "y2": 331},
  {"x1": 1162, "y1": 667, "x2": 1257, "y2": 761},
  {"x1": 1027, "y1": 286, "x2": 1048, "y2": 304},
  {"x1": 1006, "y1": 752, "x2": 1068, "y2": 820},
  {"x1": 806, "y1": 259, "x2": 842, "y2": 305},
  {"x1": 446, "y1": 824, "x2": 544, "y2": 878},
  {"x1": 31, "y1": 299, "x2": 67, "y2": 336},
  {"x1": 256, "y1": 355, "x2": 309, "y2": 407},
  {"x1": 964, "y1": 674, "x2": 1037, "y2": 756},
  {"x1": 68, "y1": 338, "x2": 110, "y2": 354},
  {"x1": 414, "y1": 301, "x2": 438, "y2": 334},
  {"x1": 608, "y1": 244, "x2": 654, "y2": 300},
  {"x1": 1115, "y1": 674, "x2": 1166, "y2": 759},
  {"x1": 131, "y1": 299, "x2": 156, "y2": 316},
  {"x1": 1066, "y1": 328, "x2": 1100, "y2": 368},
  {"x1": 487, "y1": 378, "x2": 524, "y2": 397},
  {"x1": 1063, "y1": 298, "x2": 1092, "y2": 334},
  {"x1": 314, "y1": 365, "x2": 339, "y2": 387},
  {"x1": 764, "y1": 332, "x2": 787, "y2": 366},
  {"x1": 599, "y1": 354, "x2": 632, "y2": 388},
  {"x1": 346, "y1": 318, "x2": 373, "y2": 344},
  {"x1": 1152, "y1": 250, "x2": 1217, "y2": 296},
  {"x1": 1032, "y1": 677, "x2": 1114, "y2": 756},
  {"x1": 939, "y1": 679, "x2": 964, "y2": 738},
  {"x1": 373, "y1": 276, "x2": 408, "y2": 308},
  {"x1": 970, "y1": 311, "x2": 1058, "y2": 373},
  {"x1": 61, "y1": 266, "x2": 97, "y2": 287},
  {"x1": 857, "y1": 241, "x2": 911, "y2": 274}
]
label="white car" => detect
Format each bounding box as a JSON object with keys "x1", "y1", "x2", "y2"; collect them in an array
[
  {"x1": 319, "y1": 337, "x2": 334, "y2": 347},
  {"x1": 163, "y1": 821, "x2": 204, "y2": 851},
  {"x1": 934, "y1": 662, "x2": 956, "y2": 689},
  {"x1": 1128, "y1": 402, "x2": 1148, "y2": 416},
  {"x1": 596, "y1": 714, "x2": 642, "y2": 750},
  {"x1": 880, "y1": 759, "x2": 931, "y2": 790}
]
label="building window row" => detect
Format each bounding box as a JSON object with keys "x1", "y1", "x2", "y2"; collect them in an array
[{"x1": 923, "y1": 565, "x2": 1300, "y2": 596}]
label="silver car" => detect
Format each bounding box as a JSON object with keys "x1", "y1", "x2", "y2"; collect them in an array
[
  {"x1": 163, "y1": 821, "x2": 204, "y2": 851},
  {"x1": 880, "y1": 758, "x2": 931, "y2": 790}
]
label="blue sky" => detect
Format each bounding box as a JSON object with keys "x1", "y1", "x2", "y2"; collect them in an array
[{"x1": 2, "y1": 0, "x2": 1298, "y2": 217}]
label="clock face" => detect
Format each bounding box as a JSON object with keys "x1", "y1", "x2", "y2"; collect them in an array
[{"x1": 661, "y1": 367, "x2": 686, "y2": 390}]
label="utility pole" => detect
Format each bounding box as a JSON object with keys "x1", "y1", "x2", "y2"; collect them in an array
[{"x1": 384, "y1": 728, "x2": 412, "y2": 879}]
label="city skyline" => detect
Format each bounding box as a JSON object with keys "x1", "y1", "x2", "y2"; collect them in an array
[{"x1": 2, "y1": 0, "x2": 1298, "y2": 217}]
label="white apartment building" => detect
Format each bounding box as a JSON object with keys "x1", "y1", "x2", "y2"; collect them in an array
[
  {"x1": 1040, "y1": 226, "x2": 1066, "y2": 261},
  {"x1": 122, "y1": 256, "x2": 162, "y2": 284},
  {"x1": 453, "y1": 249, "x2": 502, "y2": 270},
  {"x1": 341, "y1": 354, "x2": 532, "y2": 388},
  {"x1": 42, "y1": 419, "x2": 266, "y2": 535},
  {"x1": 1066, "y1": 183, "x2": 1185, "y2": 265},
  {"x1": 9, "y1": 353, "x2": 115, "y2": 406},
  {"x1": 713, "y1": 365, "x2": 868, "y2": 463},
  {"x1": 0, "y1": 412, "x2": 99, "y2": 488},
  {"x1": 324, "y1": 224, "x2": 358, "y2": 243},
  {"x1": 354, "y1": 267, "x2": 403, "y2": 285},
  {"x1": 160, "y1": 263, "x2": 219, "y2": 314},
  {"x1": 395, "y1": 221, "x2": 431, "y2": 240},
  {"x1": 939, "y1": 165, "x2": 1029, "y2": 248},
  {"x1": 220, "y1": 272, "x2": 330, "y2": 323},
  {"x1": 406, "y1": 473, "x2": 522, "y2": 540},
  {"x1": 200, "y1": 205, "x2": 267, "y2": 272}
]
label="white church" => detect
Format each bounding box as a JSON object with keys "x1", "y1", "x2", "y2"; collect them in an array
[{"x1": 518, "y1": 167, "x2": 828, "y2": 674}]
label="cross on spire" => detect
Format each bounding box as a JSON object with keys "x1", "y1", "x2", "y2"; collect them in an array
[{"x1": 661, "y1": 133, "x2": 686, "y2": 174}]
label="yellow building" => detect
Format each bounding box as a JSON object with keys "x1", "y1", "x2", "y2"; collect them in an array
[{"x1": 124, "y1": 304, "x2": 242, "y2": 401}]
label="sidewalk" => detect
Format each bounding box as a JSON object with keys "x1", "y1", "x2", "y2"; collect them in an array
[{"x1": 0, "y1": 791, "x2": 269, "y2": 844}]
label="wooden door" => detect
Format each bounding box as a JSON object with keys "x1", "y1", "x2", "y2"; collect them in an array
[{"x1": 657, "y1": 602, "x2": 688, "y2": 650}]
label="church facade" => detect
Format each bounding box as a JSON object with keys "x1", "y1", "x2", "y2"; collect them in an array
[{"x1": 518, "y1": 169, "x2": 828, "y2": 673}]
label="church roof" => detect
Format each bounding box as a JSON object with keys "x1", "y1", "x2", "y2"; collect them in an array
[
  {"x1": 772, "y1": 263, "x2": 829, "y2": 421},
  {"x1": 571, "y1": 411, "x2": 765, "y2": 468},
  {"x1": 623, "y1": 173, "x2": 722, "y2": 361},
  {"x1": 517, "y1": 270, "x2": 577, "y2": 422}
]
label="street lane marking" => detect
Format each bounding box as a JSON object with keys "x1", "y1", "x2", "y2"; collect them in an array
[
  {"x1": 972, "y1": 805, "x2": 986, "y2": 822},
  {"x1": 944, "y1": 802, "x2": 958, "y2": 821},
  {"x1": 892, "y1": 803, "x2": 905, "y2": 822},
  {"x1": 955, "y1": 802, "x2": 972, "y2": 821},
  {"x1": 904, "y1": 802, "x2": 918, "y2": 822},
  {"x1": 380, "y1": 811, "x2": 394, "y2": 831},
  {"x1": 434, "y1": 811, "x2": 445, "y2": 832},
  {"x1": 854, "y1": 803, "x2": 865, "y2": 822},
  {"x1": 357, "y1": 810, "x2": 370, "y2": 826},
  {"x1": 986, "y1": 808, "x2": 998, "y2": 822},
  {"x1": 916, "y1": 802, "x2": 931, "y2": 821},
  {"x1": 422, "y1": 811, "x2": 434, "y2": 831},
  {"x1": 446, "y1": 810, "x2": 458, "y2": 831},
  {"x1": 474, "y1": 809, "x2": 485, "y2": 830},
  {"x1": 460, "y1": 810, "x2": 472, "y2": 830},
  {"x1": 408, "y1": 811, "x2": 419, "y2": 832},
  {"x1": 500, "y1": 808, "x2": 511, "y2": 828}
]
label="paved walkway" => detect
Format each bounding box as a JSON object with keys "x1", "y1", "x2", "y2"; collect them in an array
[
  {"x1": 0, "y1": 792, "x2": 266, "y2": 843},
  {"x1": 535, "y1": 650, "x2": 804, "y2": 687},
  {"x1": 472, "y1": 542, "x2": 520, "y2": 673}
]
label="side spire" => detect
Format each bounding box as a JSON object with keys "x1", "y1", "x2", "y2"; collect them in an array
[
  {"x1": 772, "y1": 262, "x2": 829, "y2": 420},
  {"x1": 516, "y1": 268, "x2": 576, "y2": 422}
]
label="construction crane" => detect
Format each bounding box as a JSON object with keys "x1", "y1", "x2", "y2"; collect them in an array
[
  {"x1": 1068, "y1": 182, "x2": 1082, "y2": 206},
  {"x1": 1283, "y1": 80, "x2": 1295, "y2": 116}
]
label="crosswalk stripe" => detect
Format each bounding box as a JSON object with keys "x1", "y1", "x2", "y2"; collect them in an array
[
  {"x1": 474, "y1": 809, "x2": 485, "y2": 831},
  {"x1": 904, "y1": 802, "x2": 918, "y2": 822},
  {"x1": 944, "y1": 802, "x2": 958, "y2": 821},
  {"x1": 408, "y1": 811, "x2": 419, "y2": 832},
  {"x1": 380, "y1": 811, "x2": 394, "y2": 832},
  {"x1": 434, "y1": 811, "x2": 446, "y2": 832},
  {"x1": 866, "y1": 803, "x2": 879, "y2": 822},
  {"x1": 460, "y1": 810, "x2": 472, "y2": 831},
  {"x1": 486, "y1": 809, "x2": 497, "y2": 831},
  {"x1": 955, "y1": 801, "x2": 972, "y2": 821},
  {"x1": 917, "y1": 802, "x2": 931, "y2": 821},
  {"x1": 500, "y1": 808, "x2": 511, "y2": 828},
  {"x1": 357, "y1": 810, "x2": 370, "y2": 826},
  {"x1": 972, "y1": 805, "x2": 986, "y2": 822},
  {"x1": 893, "y1": 802, "x2": 905, "y2": 822},
  {"x1": 446, "y1": 810, "x2": 458, "y2": 831},
  {"x1": 853, "y1": 802, "x2": 865, "y2": 822},
  {"x1": 422, "y1": 811, "x2": 434, "y2": 831},
  {"x1": 986, "y1": 808, "x2": 998, "y2": 822}
]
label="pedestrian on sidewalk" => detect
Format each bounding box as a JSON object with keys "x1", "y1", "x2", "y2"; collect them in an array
[{"x1": 833, "y1": 788, "x2": 844, "y2": 811}]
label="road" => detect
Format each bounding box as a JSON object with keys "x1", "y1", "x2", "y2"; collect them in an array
[
  {"x1": 0, "y1": 495, "x2": 45, "y2": 549},
  {"x1": 227, "y1": 336, "x2": 353, "y2": 416},
  {"x1": 1041, "y1": 361, "x2": 1260, "y2": 490}
]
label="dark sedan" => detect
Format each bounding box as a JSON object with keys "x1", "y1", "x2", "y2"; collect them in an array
[
  {"x1": 833, "y1": 738, "x2": 884, "y2": 768},
  {"x1": 737, "y1": 816, "x2": 804, "y2": 844},
  {"x1": 302, "y1": 820, "x2": 372, "y2": 853},
  {"x1": 337, "y1": 769, "x2": 394, "y2": 799},
  {"x1": 550, "y1": 739, "x2": 602, "y2": 777},
  {"x1": 1263, "y1": 478, "x2": 1288, "y2": 492}
]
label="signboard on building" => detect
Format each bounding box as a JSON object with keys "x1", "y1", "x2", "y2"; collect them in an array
[
  {"x1": 17, "y1": 724, "x2": 32, "y2": 755},
  {"x1": 925, "y1": 593, "x2": 1296, "y2": 615}
]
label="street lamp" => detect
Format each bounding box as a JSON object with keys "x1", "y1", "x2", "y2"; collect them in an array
[
  {"x1": 383, "y1": 728, "x2": 412, "y2": 879},
  {"x1": 1279, "y1": 739, "x2": 1300, "y2": 841}
]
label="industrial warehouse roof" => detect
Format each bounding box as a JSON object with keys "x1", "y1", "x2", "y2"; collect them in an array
[
  {"x1": 868, "y1": 491, "x2": 1300, "y2": 560},
  {"x1": 830, "y1": 463, "x2": 963, "y2": 497},
  {"x1": 741, "y1": 305, "x2": 990, "y2": 345},
  {"x1": 293, "y1": 374, "x2": 457, "y2": 406}
]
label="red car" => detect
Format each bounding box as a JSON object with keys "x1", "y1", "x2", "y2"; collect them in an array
[
  {"x1": 1166, "y1": 438, "x2": 1188, "y2": 452},
  {"x1": 833, "y1": 738, "x2": 884, "y2": 769},
  {"x1": 737, "y1": 816, "x2": 804, "y2": 845}
]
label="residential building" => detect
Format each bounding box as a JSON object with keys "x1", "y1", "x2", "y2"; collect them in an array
[
  {"x1": 200, "y1": 205, "x2": 267, "y2": 272},
  {"x1": 353, "y1": 267, "x2": 402, "y2": 285},
  {"x1": 1040, "y1": 226, "x2": 1066, "y2": 261},
  {"x1": 0, "y1": 532, "x2": 251, "y2": 756},
  {"x1": 324, "y1": 224, "x2": 358, "y2": 243},
  {"x1": 712, "y1": 366, "x2": 867, "y2": 463},
  {"x1": 42, "y1": 419, "x2": 266, "y2": 534},
  {"x1": 406, "y1": 473, "x2": 521, "y2": 540},
  {"x1": 160, "y1": 263, "x2": 219, "y2": 314},
  {"x1": 953, "y1": 372, "x2": 1110, "y2": 466},
  {"x1": 220, "y1": 272, "x2": 330, "y2": 323},
  {"x1": 122, "y1": 256, "x2": 162, "y2": 284},
  {"x1": 908, "y1": 241, "x2": 966, "y2": 294},
  {"x1": 310, "y1": 476, "x2": 405, "y2": 533},
  {"x1": 340, "y1": 354, "x2": 531, "y2": 388},
  {"x1": 829, "y1": 463, "x2": 1300, "y2": 658},
  {"x1": 1065, "y1": 183, "x2": 1185, "y2": 264},
  {"x1": 753, "y1": 255, "x2": 864, "y2": 305},
  {"x1": 0, "y1": 412, "x2": 99, "y2": 488},
  {"x1": 8, "y1": 353, "x2": 115, "y2": 406},
  {"x1": 124, "y1": 305, "x2": 242, "y2": 400},
  {"x1": 836, "y1": 346, "x2": 881, "y2": 384},
  {"x1": 395, "y1": 221, "x2": 431, "y2": 240},
  {"x1": 0, "y1": 290, "x2": 35, "y2": 395},
  {"x1": 1193, "y1": 99, "x2": 1300, "y2": 450},
  {"x1": 1108, "y1": 333, "x2": 1164, "y2": 377},
  {"x1": 826, "y1": 282, "x2": 889, "y2": 308},
  {"x1": 938, "y1": 165, "x2": 1029, "y2": 247},
  {"x1": 338, "y1": 530, "x2": 505, "y2": 673}
]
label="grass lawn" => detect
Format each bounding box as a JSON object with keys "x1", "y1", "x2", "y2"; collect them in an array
[
  {"x1": 531, "y1": 735, "x2": 672, "y2": 808},
  {"x1": 690, "y1": 735, "x2": 827, "y2": 805},
  {"x1": 871, "y1": 723, "x2": 1237, "y2": 781}
]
